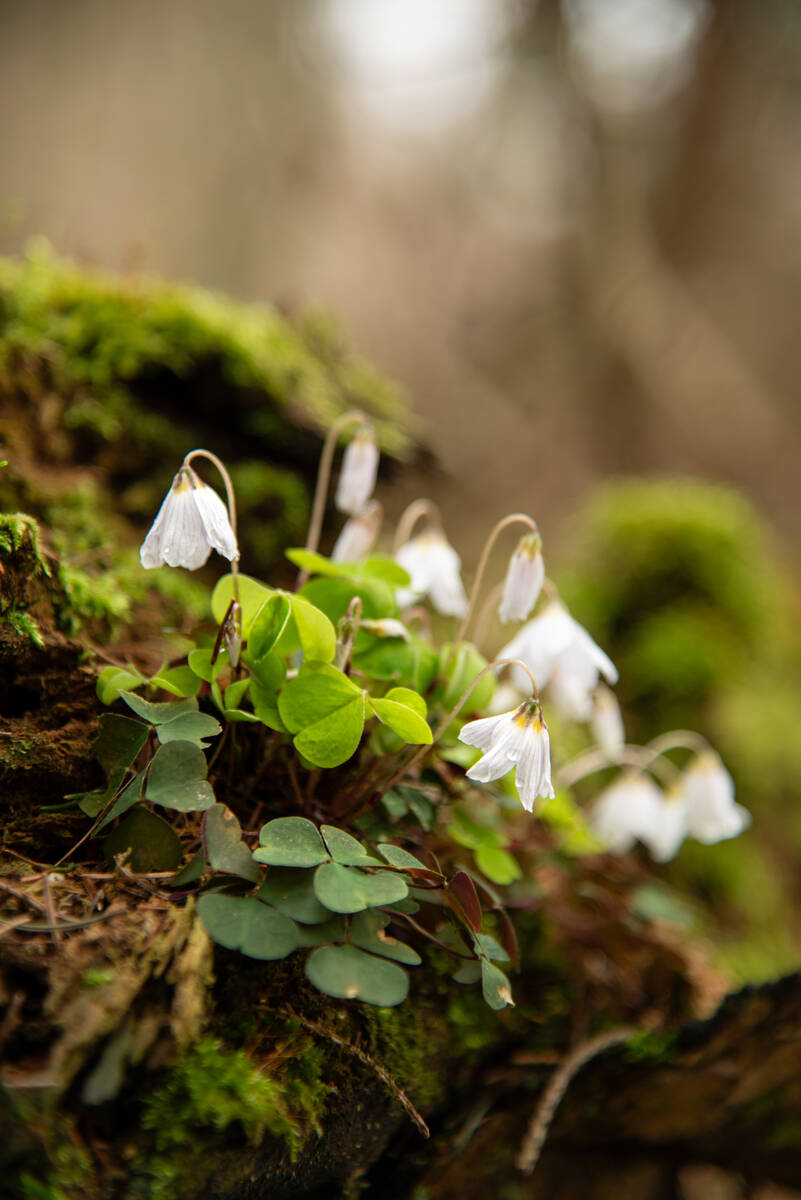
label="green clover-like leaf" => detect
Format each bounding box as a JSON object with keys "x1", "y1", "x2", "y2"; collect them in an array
[
  {"x1": 313, "y1": 862, "x2": 408, "y2": 913},
  {"x1": 145, "y1": 741, "x2": 215, "y2": 812},
  {"x1": 197, "y1": 894, "x2": 299, "y2": 961},
  {"x1": 156, "y1": 711, "x2": 222, "y2": 747},
  {"x1": 96, "y1": 714, "x2": 148, "y2": 774},
  {"x1": 305, "y1": 944, "x2": 409, "y2": 1006},
  {"x1": 350, "y1": 910, "x2": 421, "y2": 965},
  {"x1": 253, "y1": 817, "x2": 329, "y2": 868},
  {"x1": 203, "y1": 804, "x2": 262, "y2": 883}
]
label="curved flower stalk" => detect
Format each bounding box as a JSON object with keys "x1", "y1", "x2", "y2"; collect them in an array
[
  {"x1": 140, "y1": 459, "x2": 239, "y2": 572},
  {"x1": 459, "y1": 697, "x2": 554, "y2": 812}
]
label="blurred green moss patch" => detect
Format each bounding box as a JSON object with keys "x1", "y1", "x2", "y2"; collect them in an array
[{"x1": 0, "y1": 241, "x2": 417, "y2": 636}]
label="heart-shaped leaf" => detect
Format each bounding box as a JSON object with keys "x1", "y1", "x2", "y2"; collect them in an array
[
  {"x1": 257, "y1": 868, "x2": 331, "y2": 924},
  {"x1": 288, "y1": 595, "x2": 337, "y2": 664},
  {"x1": 306, "y1": 944, "x2": 409, "y2": 1006},
  {"x1": 480, "y1": 959, "x2": 514, "y2": 1010},
  {"x1": 103, "y1": 808, "x2": 183, "y2": 872},
  {"x1": 119, "y1": 691, "x2": 199, "y2": 725},
  {"x1": 475, "y1": 843, "x2": 521, "y2": 886},
  {"x1": 350, "y1": 910, "x2": 421, "y2": 965},
  {"x1": 145, "y1": 741, "x2": 215, "y2": 812},
  {"x1": 377, "y1": 844, "x2": 429, "y2": 872},
  {"x1": 202, "y1": 804, "x2": 261, "y2": 883},
  {"x1": 96, "y1": 771, "x2": 144, "y2": 833},
  {"x1": 371, "y1": 695, "x2": 432, "y2": 745},
  {"x1": 96, "y1": 714, "x2": 148, "y2": 774},
  {"x1": 187, "y1": 648, "x2": 229, "y2": 683},
  {"x1": 253, "y1": 817, "x2": 329, "y2": 867},
  {"x1": 249, "y1": 592, "x2": 292, "y2": 660},
  {"x1": 321, "y1": 825, "x2": 380, "y2": 866},
  {"x1": 313, "y1": 862, "x2": 408, "y2": 913},
  {"x1": 96, "y1": 666, "x2": 145, "y2": 705},
  {"x1": 147, "y1": 665, "x2": 202, "y2": 698},
  {"x1": 279, "y1": 664, "x2": 367, "y2": 768},
  {"x1": 156, "y1": 711, "x2": 222, "y2": 747},
  {"x1": 211, "y1": 573, "x2": 273, "y2": 635},
  {"x1": 197, "y1": 894, "x2": 299, "y2": 960}
]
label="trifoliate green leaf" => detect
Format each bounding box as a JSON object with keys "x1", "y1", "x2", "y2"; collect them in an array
[
  {"x1": 321, "y1": 825, "x2": 381, "y2": 866},
  {"x1": 370, "y1": 693, "x2": 432, "y2": 745},
  {"x1": 96, "y1": 771, "x2": 144, "y2": 833},
  {"x1": 288, "y1": 595, "x2": 337, "y2": 664},
  {"x1": 349, "y1": 909, "x2": 421, "y2": 965},
  {"x1": 257, "y1": 868, "x2": 332, "y2": 924}
]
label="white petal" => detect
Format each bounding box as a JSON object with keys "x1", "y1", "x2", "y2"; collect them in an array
[
  {"x1": 335, "y1": 432, "x2": 380, "y2": 515},
  {"x1": 514, "y1": 722, "x2": 554, "y2": 811},
  {"x1": 499, "y1": 546, "x2": 545, "y2": 624},
  {"x1": 459, "y1": 711, "x2": 514, "y2": 753},
  {"x1": 193, "y1": 481, "x2": 239, "y2": 561},
  {"x1": 591, "y1": 685, "x2": 625, "y2": 757},
  {"x1": 681, "y1": 753, "x2": 748, "y2": 844},
  {"x1": 396, "y1": 532, "x2": 468, "y2": 616},
  {"x1": 640, "y1": 794, "x2": 688, "y2": 863},
  {"x1": 590, "y1": 774, "x2": 663, "y2": 854},
  {"x1": 498, "y1": 603, "x2": 577, "y2": 691}
]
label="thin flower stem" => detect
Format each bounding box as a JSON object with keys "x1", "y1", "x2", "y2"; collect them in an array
[
  {"x1": 298, "y1": 410, "x2": 368, "y2": 587},
  {"x1": 555, "y1": 744, "x2": 680, "y2": 791},
  {"x1": 454, "y1": 513, "x2": 539, "y2": 650},
  {"x1": 645, "y1": 730, "x2": 711, "y2": 757},
  {"x1": 473, "y1": 581, "x2": 505, "y2": 650},
  {"x1": 183, "y1": 448, "x2": 240, "y2": 605},
  {"x1": 392, "y1": 498, "x2": 443, "y2": 552},
  {"x1": 377, "y1": 656, "x2": 540, "y2": 799}
]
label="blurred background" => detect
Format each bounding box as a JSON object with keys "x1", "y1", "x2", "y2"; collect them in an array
[
  {"x1": 2, "y1": 0, "x2": 800, "y2": 541},
  {"x1": 2, "y1": 0, "x2": 800, "y2": 981}
]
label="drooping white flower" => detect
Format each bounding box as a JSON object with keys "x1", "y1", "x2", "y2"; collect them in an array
[
  {"x1": 498, "y1": 533, "x2": 545, "y2": 623},
  {"x1": 335, "y1": 428, "x2": 380, "y2": 515},
  {"x1": 680, "y1": 752, "x2": 751, "y2": 844},
  {"x1": 140, "y1": 466, "x2": 239, "y2": 570},
  {"x1": 499, "y1": 601, "x2": 617, "y2": 715},
  {"x1": 395, "y1": 529, "x2": 468, "y2": 617},
  {"x1": 591, "y1": 683, "x2": 625, "y2": 758},
  {"x1": 331, "y1": 499, "x2": 382, "y2": 562},
  {"x1": 359, "y1": 618, "x2": 411, "y2": 641},
  {"x1": 458, "y1": 698, "x2": 554, "y2": 812},
  {"x1": 639, "y1": 789, "x2": 688, "y2": 863},
  {"x1": 590, "y1": 772, "x2": 664, "y2": 854}
]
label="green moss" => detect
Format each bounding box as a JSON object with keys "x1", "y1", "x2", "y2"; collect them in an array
[
  {"x1": 622, "y1": 1029, "x2": 678, "y2": 1064},
  {"x1": 0, "y1": 240, "x2": 414, "y2": 460},
  {"x1": 365, "y1": 1000, "x2": 451, "y2": 1111},
  {"x1": 134, "y1": 1037, "x2": 300, "y2": 1200}
]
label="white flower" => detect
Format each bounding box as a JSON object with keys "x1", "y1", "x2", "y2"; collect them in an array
[
  {"x1": 458, "y1": 698, "x2": 554, "y2": 812},
  {"x1": 680, "y1": 752, "x2": 751, "y2": 844},
  {"x1": 499, "y1": 601, "x2": 617, "y2": 717},
  {"x1": 331, "y1": 500, "x2": 382, "y2": 562},
  {"x1": 140, "y1": 466, "x2": 239, "y2": 570},
  {"x1": 591, "y1": 684, "x2": 625, "y2": 758},
  {"x1": 335, "y1": 428, "x2": 380, "y2": 515},
  {"x1": 640, "y1": 790, "x2": 688, "y2": 863},
  {"x1": 395, "y1": 530, "x2": 468, "y2": 617},
  {"x1": 499, "y1": 533, "x2": 545, "y2": 623},
  {"x1": 590, "y1": 773, "x2": 663, "y2": 854}
]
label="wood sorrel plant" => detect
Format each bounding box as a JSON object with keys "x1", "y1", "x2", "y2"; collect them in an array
[{"x1": 76, "y1": 417, "x2": 750, "y2": 1010}]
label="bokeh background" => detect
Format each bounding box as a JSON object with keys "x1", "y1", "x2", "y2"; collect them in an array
[{"x1": 2, "y1": 0, "x2": 800, "y2": 981}]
